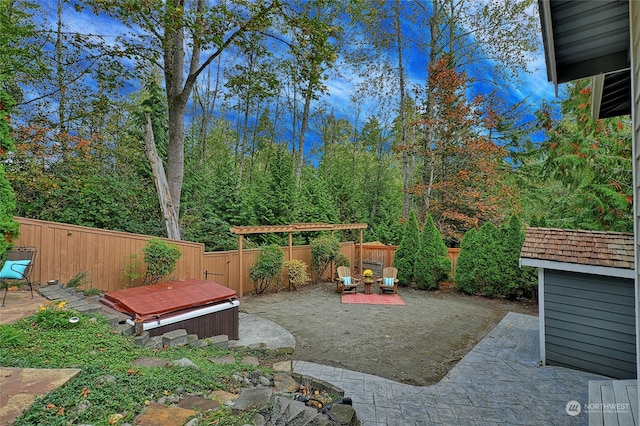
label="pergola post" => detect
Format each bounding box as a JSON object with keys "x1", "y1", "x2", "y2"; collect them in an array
[
  {"x1": 288, "y1": 232, "x2": 293, "y2": 291},
  {"x1": 238, "y1": 234, "x2": 243, "y2": 297},
  {"x1": 359, "y1": 228, "x2": 364, "y2": 274},
  {"x1": 330, "y1": 230, "x2": 335, "y2": 280}
]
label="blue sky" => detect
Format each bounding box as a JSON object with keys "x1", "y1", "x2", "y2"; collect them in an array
[{"x1": 35, "y1": 1, "x2": 561, "y2": 148}]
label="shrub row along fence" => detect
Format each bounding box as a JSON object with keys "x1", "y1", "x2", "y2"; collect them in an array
[{"x1": 11, "y1": 217, "x2": 460, "y2": 296}]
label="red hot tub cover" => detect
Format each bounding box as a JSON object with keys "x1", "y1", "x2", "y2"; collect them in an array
[{"x1": 102, "y1": 279, "x2": 237, "y2": 322}]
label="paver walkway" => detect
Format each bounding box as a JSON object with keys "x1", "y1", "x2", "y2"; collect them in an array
[
  {"x1": 294, "y1": 312, "x2": 606, "y2": 425},
  {"x1": 0, "y1": 290, "x2": 611, "y2": 425}
]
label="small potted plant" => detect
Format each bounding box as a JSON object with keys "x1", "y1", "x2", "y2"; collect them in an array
[{"x1": 363, "y1": 269, "x2": 374, "y2": 283}]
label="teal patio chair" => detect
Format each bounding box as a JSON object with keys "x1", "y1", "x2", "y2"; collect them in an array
[{"x1": 1, "y1": 246, "x2": 37, "y2": 307}]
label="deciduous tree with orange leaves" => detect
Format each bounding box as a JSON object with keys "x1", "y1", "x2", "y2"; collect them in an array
[{"x1": 413, "y1": 55, "x2": 517, "y2": 245}]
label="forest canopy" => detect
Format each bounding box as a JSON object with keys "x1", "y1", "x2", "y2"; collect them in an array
[{"x1": 1, "y1": 0, "x2": 632, "y2": 251}]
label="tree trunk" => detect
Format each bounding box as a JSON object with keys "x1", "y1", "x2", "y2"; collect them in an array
[
  {"x1": 143, "y1": 114, "x2": 181, "y2": 240},
  {"x1": 421, "y1": 0, "x2": 441, "y2": 219},
  {"x1": 163, "y1": 0, "x2": 187, "y2": 226},
  {"x1": 296, "y1": 81, "x2": 313, "y2": 186},
  {"x1": 394, "y1": 0, "x2": 410, "y2": 219},
  {"x1": 55, "y1": 0, "x2": 66, "y2": 134}
]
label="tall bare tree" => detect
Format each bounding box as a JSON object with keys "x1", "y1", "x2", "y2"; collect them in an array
[{"x1": 83, "y1": 0, "x2": 279, "y2": 239}]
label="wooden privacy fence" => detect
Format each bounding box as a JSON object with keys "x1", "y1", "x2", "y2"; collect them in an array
[
  {"x1": 13, "y1": 217, "x2": 204, "y2": 293},
  {"x1": 11, "y1": 218, "x2": 460, "y2": 296}
]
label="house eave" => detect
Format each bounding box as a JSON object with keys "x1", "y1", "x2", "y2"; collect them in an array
[{"x1": 520, "y1": 258, "x2": 635, "y2": 279}]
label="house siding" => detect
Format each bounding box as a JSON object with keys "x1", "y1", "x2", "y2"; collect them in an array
[
  {"x1": 544, "y1": 269, "x2": 636, "y2": 379},
  {"x1": 630, "y1": 0, "x2": 640, "y2": 402}
]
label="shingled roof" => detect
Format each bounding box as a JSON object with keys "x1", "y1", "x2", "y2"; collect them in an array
[{"x1": 520, "y1": 227, "x2": 634, "y2": 270}]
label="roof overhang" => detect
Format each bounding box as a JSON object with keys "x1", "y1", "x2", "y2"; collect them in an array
[
  {"x1": 520, "y1": 258, "x2": 635, "y2": 279},
  {"x1": 591, "y1": 69, "x2": 631, "y2": 118},
  {"x1": 538, "y1": 0, "x2": 631, "y2": 118}
]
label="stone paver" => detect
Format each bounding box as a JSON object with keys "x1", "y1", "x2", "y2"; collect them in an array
[
  {"x1": 0, "y1": 367, "x2": 81, "y2": 425},
  {"x1": 293, "y1": 312, "x2": 605, "y2": 425},
  {"x1": 3, "y1": 289, "x2": 611, "y2": 425}
]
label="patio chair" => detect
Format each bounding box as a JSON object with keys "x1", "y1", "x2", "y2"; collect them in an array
[
  {"x1": 336, "y1": 266, "x2": 360, "y2": 295},
  {"x1": 1, "y1": 246, "x2": 37, "y2": 307},
  {"x1": 377, "y1": 267, "x2": 399, "y2": 295}
]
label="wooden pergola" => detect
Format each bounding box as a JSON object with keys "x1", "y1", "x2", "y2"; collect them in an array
[{"x1": 229, "y1": 223, "x2": 368, "y2": 296}]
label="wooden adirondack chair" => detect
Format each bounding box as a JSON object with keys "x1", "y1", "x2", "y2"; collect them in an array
[
  {"x1": 377, "y1": 267, "x2": 399, "y2": 295},
  {"x1": 336, "y1": 266, "x2": 360, "y2": 295}
]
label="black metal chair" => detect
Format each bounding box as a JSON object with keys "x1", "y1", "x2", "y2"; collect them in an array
[{"x1": 1, "y1": 246, "x2": 37, "y2": 307}]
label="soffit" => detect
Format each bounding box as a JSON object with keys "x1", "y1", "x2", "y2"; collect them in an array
[
  {"x1": 598, "y1": 69, "x2": 632, "y2": 118},
  {"x1": 540, "y1": 0, "x2": 630, "y2": 85}
]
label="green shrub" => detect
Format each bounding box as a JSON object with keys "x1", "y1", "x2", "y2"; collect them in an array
[
  {"x1": 473, "y1": 222, "x2": 501, "y2": 297},
  {"x1": 454, "y1": 228, "x2": 479, "y2": 294},
  {"x1": 283, "y1": 259, "x2": 310, "y2": 290},
  {"x1": 122, "y1": 253, "x2": 142, "y2": 287},
  {"x1": 65, "y1": 271, "x2": 90, "y2": 288},
  {"x1": 31, "y1": 301, "x2": 77, "y2": 329},
  {"x1": 414, "y1": 215, "x2": 451, "y2": 290},
  {"x1": 82, "y1": 287, "x2": 102, "y2": 297},
  {"x1": 0, "y1": 90, "x2": 19, "y2": 258},
  {"x1": 334, "y1": 253, "x2": 350, "y2": 268},
  {"x1": 249, "y1": 244, "x2": 284, "y2": 294},
  {"x1": 497, "y1": 216, "x2": 537, "y2": 298},
  {"x1": 310, "y1": 235, "x2": 341, "y2": 283},
  {"x1": 394, "y1": 211, "x2": 420, "y2": 286},
  {"x1": 454, "y1": 216, "x2": 535, "y2": 298},
  {"x1": 455, "y1": 223, "x2": 499, "y2": 295},
  {"x1": 142, "y1": 238, "x2": 182, "y2": 285}
]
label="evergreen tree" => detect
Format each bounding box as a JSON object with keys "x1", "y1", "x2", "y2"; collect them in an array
[
  {"x1": 414, "y1": 215, "x2": 451, "y2": 290},
  {"x1": 494, "y1": 216, "x2": 522, "y2": 296},
  {"x1": 496, "y1": 216, "x2": 536, "y2": 298},
  {"x1": 0, "y1": 89, "x2": 19, "y2": 255},
  {"x1": 0, "y1": 0, "x2": 41, "y2": 255},
  {"x1": 182, "y1": 120, "x2": 255, "y2": 251},
  {"x1": 394, "y1": 210, "x2": 420, "y2": 286},
  {"x1": 472, "y1": 222, "x2": 501, "y2": 297},
  {"x1": 253, "y1": 146, "x2": 296, "y2": 246},
  {"x1": 522, "y1": 80, "x2": 632, "y2": 231},
  {"x1": 454, "y1": 227, "x2": 479, "y2": 294},
  {"x1": 293, "y1": 169, "x2": 338, "y2": 243},
  {"x1": 455, "y1": 218, "x2": 534, "y2": 298}
]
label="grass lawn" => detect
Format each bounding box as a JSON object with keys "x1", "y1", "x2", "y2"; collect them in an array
[{"x1": 0, "y1": 301, "x2": 277, "y2": 425}]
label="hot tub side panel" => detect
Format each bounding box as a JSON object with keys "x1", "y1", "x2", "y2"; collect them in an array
[{"x1": 146, "y1": 306, "x2": 239, "y2": 340}]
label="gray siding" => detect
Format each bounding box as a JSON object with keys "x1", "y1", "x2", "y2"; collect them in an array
[{"x1": 544, "y1": 269, "x2": 636, "y2": 379}]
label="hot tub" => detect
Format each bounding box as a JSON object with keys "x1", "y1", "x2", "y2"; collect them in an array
[{"x1": 101, "y1": 279, "x2": 239, "y2": 339}]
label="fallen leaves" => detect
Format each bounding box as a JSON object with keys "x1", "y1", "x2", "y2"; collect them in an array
[
  {"x1": 45, "y1": 403, "x2": 65, "y2": 416},
  {"x1": 108, "y1": 413, "x2": 123, "y2": 424}
]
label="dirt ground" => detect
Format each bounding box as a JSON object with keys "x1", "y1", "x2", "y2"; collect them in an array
[{"x1": 239, "y1": 282, "x2": 537, "y2": 386}]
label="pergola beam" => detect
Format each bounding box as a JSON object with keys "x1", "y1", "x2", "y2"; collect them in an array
[{"x1": 230, "y1": 223, "x2": 368, "y2": 235}]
